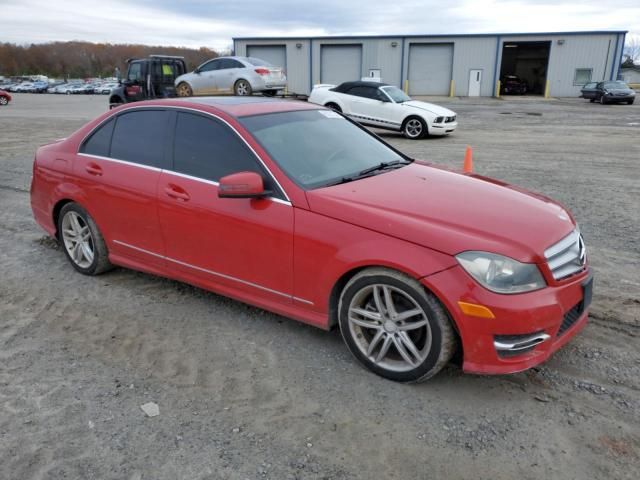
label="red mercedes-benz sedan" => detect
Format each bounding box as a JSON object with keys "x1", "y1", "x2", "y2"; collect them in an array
[{"x1": 30, "y1": 97, "x2": 592, "y2": 382}]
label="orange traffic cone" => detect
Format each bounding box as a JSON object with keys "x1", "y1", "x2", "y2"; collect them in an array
[{"x1": 463, "y1": 146, "x2": 473, "y2": 173}]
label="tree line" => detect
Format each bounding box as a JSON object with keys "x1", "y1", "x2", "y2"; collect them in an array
[{"x1": 0, "y1": 41, "x2": 221, "y2": 79}]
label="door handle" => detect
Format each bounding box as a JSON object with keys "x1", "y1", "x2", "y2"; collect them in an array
[
  {"x1": 85, "y1": 163, "x2": 102, "y2": 176},
  {"x1": 164, "y1": 184, "x2": 190, "y2": 201}
]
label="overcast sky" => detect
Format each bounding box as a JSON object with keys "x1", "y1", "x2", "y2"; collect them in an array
[{"x1": 2, "y1": 0, "x2": 638, "y2": 51}]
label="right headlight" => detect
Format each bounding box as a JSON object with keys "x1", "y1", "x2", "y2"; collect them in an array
[{"x1": 456, "y1": 251, "x2": 546, "y2": 294}]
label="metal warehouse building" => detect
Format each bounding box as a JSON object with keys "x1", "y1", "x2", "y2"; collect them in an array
[{"x1": 233, "y1": 31, "x2": 627, "y2": 97}]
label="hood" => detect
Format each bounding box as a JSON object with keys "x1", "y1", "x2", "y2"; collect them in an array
[
  {"x1": 401, "y1": 100, "x2": 456, "y2": 117},
  {"x1": 306, "y1": 163, "x2": 575, "y2": 263}
]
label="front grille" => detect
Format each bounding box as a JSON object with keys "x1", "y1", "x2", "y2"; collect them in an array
[
  {"x1": 558, "y1": 301, "x2": 584, "y2": 337},
  {"x1": 544, "y1": 229, "x2": 586, "y2": 281}
]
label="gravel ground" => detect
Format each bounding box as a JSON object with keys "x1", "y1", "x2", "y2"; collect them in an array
[{"x1": 1, "y1": 93, "x2": 639, "y2": 479}]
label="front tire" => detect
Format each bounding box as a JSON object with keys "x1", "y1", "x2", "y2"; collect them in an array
[
  {"x1": 338, "y1": 268, "x2": 456, "y2": 382},
  {"x1": 58, "y1": 203, "x2": 112, "y2": 276},
  {"x1": 600, "y1": 95, "x2": 606, "y2": 105},
  {"x1": 176, "y1": 82, "x2": 193, "y2": 97},
  {"x1": 0, "y1": 97, "x2": 8, "y2": 105},
  {"x1": 402, "y1": 116, "x2": 427, "y2": 139},
  {"x1": 234, "y1": 79, "x2": 252, "y2": 96},
  {"x1": 628, "y1": 99, "x2": 635, "y2": 105}
]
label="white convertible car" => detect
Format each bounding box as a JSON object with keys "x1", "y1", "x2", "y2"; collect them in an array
[{"x1": 308, "y1": 81, "x2": 457, "y2": 139}]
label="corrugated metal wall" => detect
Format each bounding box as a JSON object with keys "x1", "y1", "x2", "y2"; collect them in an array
[{"x1": 234, "y1": 33, "x2": 624, "y2": 97}]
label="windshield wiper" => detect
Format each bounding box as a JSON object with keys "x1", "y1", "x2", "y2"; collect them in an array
[
  {"x1": 321, "y1": 160, "x2": 411, "y2": 188},
  {"x1": 358, "y1": 160, "x2": 411, "y2": 176}
]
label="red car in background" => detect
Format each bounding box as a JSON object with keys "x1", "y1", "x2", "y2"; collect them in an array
[
  {"x1": 30, "y1": 97, "x2": 592, "y2": 382},
  {"x1": 0, "y1": 89, "x2": 11, "y2": 105}
]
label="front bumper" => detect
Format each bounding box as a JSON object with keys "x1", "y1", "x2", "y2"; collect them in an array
[
  {"x1": 422, "y1": 265, "x2": 591, "y2": 374},
  {"x1": 430, "y1": 120, "x2": 457, "y2": 136},
  {"x1": 604, "y1": 94, "x2": 635, "y2": 102}
]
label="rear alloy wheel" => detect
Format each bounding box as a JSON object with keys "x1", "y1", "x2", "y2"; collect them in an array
[
  {"x1": 0, "y1": 96, "x2": 8, "y2": 105},
  {"x1": 58, "y1": 203, "x2": 112, "y2": 275},
  {"x1": 234, "y1": 79, "x2": 252, "y2": 96},
  {"x1": 338, "y1": 268, "x2": 456, "y2": 382},
  {"x1": 176, "y1": 82, "x2": 193, "y2": 97},
  {"x1": 403, "y1": 116, "x2": 427, "y2": 139},
  {"x1": 325, "y1": 102, "x2": 342, "y2": 112}
]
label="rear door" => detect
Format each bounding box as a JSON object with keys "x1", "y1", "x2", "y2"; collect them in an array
[
  {"x1": 213, "y1": 58, "x2": 245, "y2": 93},
  {"x1": 157, "y1": 111, "x2": 294, "y2": 304},
  {"x1": 75, "y1": 109, "x2": 170, "y2": 267}
]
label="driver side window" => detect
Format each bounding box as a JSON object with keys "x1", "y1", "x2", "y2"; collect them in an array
[
  {"x1": 172, "y1": 112, "x2": 279, "y2": 196},
  {"x1": 199, "y1": 60, "x2": 220, "y2": 73},
  {"x1": 127, "y1": 63, "x2": 143, "y2": 82}
]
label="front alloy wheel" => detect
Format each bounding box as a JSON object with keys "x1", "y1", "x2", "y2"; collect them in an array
[
  {"x1": 403, "y1": 117, "x2": 426, "y2": 139},
  {"x1": 176, "y1": 82, "x2": 193, "y2": 97},
  {"x1": 339, "y1": 268, "x2": 455, "y2": 382}
]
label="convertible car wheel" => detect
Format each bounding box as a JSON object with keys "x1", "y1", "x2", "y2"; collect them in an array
[
  {"x1": 338, "y1": 268, "x2": 456, "y2": 382},
  {"x1": 58, "y1": 203, "x2": 112, "y2": 275},
  {"x1": 403, "y1": 117, "x2": 426, "y2": 139}
]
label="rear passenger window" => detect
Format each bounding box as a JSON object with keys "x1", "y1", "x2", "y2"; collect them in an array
[
  {"x1": 81, "y1": 118, "x2": 115, "y2": 157},
  {"x1": 173, "y1": 112, "x2": 267, "y2": 184},
  {"x1": 110, "y1": 110, "x2": 169, "y2": 168}
]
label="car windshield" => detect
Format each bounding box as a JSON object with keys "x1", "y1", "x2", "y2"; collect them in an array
[
  {"x1": 246, "y1": 57, "x2": 272, "y2": 67},
  {"x1": 240, "y1": 110, "x2": 409, "y2": 189},
  {"x1": 381, "y1": 86, "x2": 411, "y2": 103},
  {"x1": 604, "y1": 81, "x2": 629, "y2": 89}
]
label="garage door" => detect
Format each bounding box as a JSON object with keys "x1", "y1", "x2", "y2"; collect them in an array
[
  {"x1": 321, "y1": 44, "x2": 362, "y2": 85},
  {"x1": 246, "y1": 45, "x2": 286, "y2": 69},
  {"x1": 408, "y1": 44, "x2": 453, "y2": 95}
]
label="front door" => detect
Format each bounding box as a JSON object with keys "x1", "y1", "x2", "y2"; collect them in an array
[
  {"x1": 468, "y1": 70, "x2": 482, "y2": 97},
  {"x1": 157, "y1": 111, "x2": 294, "y2": 304}
]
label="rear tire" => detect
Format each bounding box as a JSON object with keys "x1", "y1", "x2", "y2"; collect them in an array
[
  {"x1": 589, "y1": 98, "x2": 595, "y2": 103},
  {"x1": 628, "y1": 99, "x2": 635, "y2": 105},
  {"x1": 234, "y1": 79, "x2": 252, "y2": 96},
  {"x1": 338, "y1": 268, "x2": 456, "y2": 383},
  {"x1": 600, "y1": 95, "x2": 606, "y2": 105},
  {"x1": 325, "y1": 102, "x2": 342, "y2": 112},
  {"x1": 176, "y1": 82, "x2": 193, "y2": 97},
  {"x1": 58, "y1": 203, "x2": 112, "y2": 276}
]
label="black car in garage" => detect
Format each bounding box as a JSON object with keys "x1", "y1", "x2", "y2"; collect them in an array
[
  {"x1": 582, "y1": 81, "x2": 635, "y2": 104},
  {"x1": 500, "y1": 75, "x2": 527, "y2": 95}
]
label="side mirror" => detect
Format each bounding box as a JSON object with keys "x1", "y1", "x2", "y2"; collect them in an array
[
  {"x1": 194, "y1": 68, "x2": 201, "y2": 74},
  {"x1": 218, "y1": 171, "x2": 271, "y2": 199}
]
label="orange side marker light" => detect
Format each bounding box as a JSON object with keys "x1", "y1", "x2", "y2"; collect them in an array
[{"x1": 458, "y1": 301, "x2": 495, "y2": 319}]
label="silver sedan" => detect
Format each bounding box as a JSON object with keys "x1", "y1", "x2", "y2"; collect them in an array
[{"x1": 175, "y1": 56, "x2": 287, "y2": 97}]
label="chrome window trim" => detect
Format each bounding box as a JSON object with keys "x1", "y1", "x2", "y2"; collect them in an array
[
  {"x1": 78, "y1": 104, "x2": 292, "y2": 203},
  {"x1": 77, "y1": 153, "x2": 161, "y2": 172},
  {"x1": 77, "y1": 152, "x2": 292, "y2": 206},
  {"x1": 113, "y1": 239, "x2": 313, "y2": 305}
]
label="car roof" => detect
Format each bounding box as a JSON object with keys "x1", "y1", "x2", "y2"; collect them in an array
[
  {"x1": 333, "y1": 81, "x2": 390, "y2": 92},
  {"x1": 118, "y1": 96, "x2": 322, "y2": 118}
]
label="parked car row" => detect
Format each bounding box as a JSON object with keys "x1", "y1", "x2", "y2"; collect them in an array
[{"x1": 1, "y1": 80, "x2": 119, "y2": 95}]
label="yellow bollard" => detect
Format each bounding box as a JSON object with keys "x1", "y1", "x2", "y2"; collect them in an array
[
  {"x1": 544, "y1": 80, "x2": 550, "y2": 98},
  {"x1": 449, "y1": 79, "x2": 455, "y2": 97},
  {"x1": 404, "y1": 79, "x2": 409, "y2": 94},
  {"x1": 495, "y1": 80, "x2": 501, "y2": 98}
]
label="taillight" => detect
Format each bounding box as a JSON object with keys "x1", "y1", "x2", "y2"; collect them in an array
[
  {"x1": 254, "y1": 68, "x2": 270, "y2": 76},
  {"x1": 125, "y1": 85, "x2": 141, "y2": 96}
]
